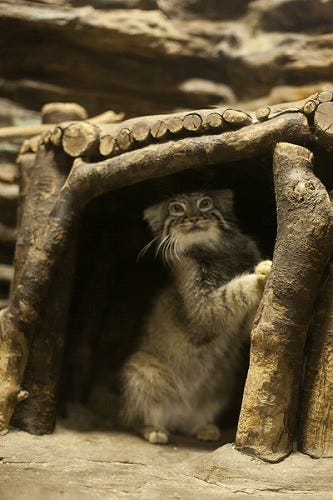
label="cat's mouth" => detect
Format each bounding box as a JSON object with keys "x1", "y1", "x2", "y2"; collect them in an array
[
  {"x1": 170, "y1": 220, "x2": 221, "y2": 253},
  {"x1": 179, "y1": 220, "x2": 211, "y2": 233}
]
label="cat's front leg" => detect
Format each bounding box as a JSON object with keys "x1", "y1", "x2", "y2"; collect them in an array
[
  {"x1": 254, "y1": 260, "x2": 272, "y2": 291},
  {"x1": 220, "y1": 260, "x2": 272, "y2": 315}
]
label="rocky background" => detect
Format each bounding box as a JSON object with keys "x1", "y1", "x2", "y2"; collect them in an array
[{"x1": 0, "y1": 0, "x2": 333, "y2": 308}]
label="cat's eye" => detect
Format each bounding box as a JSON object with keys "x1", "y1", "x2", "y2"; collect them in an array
[
  {"x1": 198, "y1": 197, "x2": 213, "y2": 211},
  {"x1": 169, "y1": 202, "x2": 186, "y2": 215}
]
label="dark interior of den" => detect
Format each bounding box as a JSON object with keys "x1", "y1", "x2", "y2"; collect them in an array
[{"x1": 58, "y1": 148, "x2": 332, "y2": 434}]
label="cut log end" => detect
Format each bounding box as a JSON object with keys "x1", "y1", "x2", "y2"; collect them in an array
[
  {"x1": 255, "y1": 107, "x2": 270, "y2": 121},
  {"x1": 62, "y1": 122, "x2": 99, "y2": 157},
  {"x1": 116, "y1": 128, "x2": 132, "y2": 151},
  {"x1": 182, "y1": 113, "x2": 202, "y2": 132},
  {"x1": 167, "y1": 117, "x2": 183, "y2": 134},
  {"x1": 99, "y1": 135, "x2": 116, "y2": 156},
  {"x1": 302, "y1": 100, "x2": 317, "y2": 115},
  {"x1": 150, "y1": 120, "x2": 168, "y2": 139},
  {"x1": 205, "y1": 112, "x2": 223, "y2": 130},
  {"x1": 223, "y1": 109, "x2": 252, "y2": 127},
  {"x1": 131, "y1": 122, "x2": 150, "y2": 142}
]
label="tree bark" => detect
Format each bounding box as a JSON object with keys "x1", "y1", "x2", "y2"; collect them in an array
[
  {"x1": 235, "y1": 142, "x2": 333, "y2": 462},
  {"x1": 299, "y1": 258, "x2": 333, "y2": 458},
  {"x1": 314, "y1": 102, "x2": 333, "y2": 151}
]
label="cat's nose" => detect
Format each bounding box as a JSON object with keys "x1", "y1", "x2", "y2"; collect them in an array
[{"x1": 189, "y1": 217, "x2": 200, "y2": 223}]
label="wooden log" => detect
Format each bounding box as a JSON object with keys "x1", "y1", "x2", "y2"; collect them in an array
[
  {"x1": 299, "y1": 259, "x2": 333, "y2": 458},
  {"x1": 0, "y1": 109, "x2": 122, "y2": 142},
  {"x1": 131, "y1": 122, "x2": 150, "y2": 142},
  {"x1": 0, "y1": 308, "x2": 29, "y2": 434},
  {"x1": 255, "y1": 107, "x2": 270, "y2": 121},
  {"x1": 50, "y1": 126, "x2": 63, "y2": 147},
  {"x1": 14, "y1": 153, "x2": 36, "y2": 260},
  {"x1": 150, "y1": 120, "x2": 168, "y2": 139},
  {"x1": 167, "y1": 117, "x2": 183, "y2": 134},
  {"x1": 13, "y1": 232, "x2": 77, "y2": 435},
  {"x1": 19, "y1": 139, "x2": 32, "y2": 154},
  {"x1": 318, "y1": 90, "x2": 333, "y2": 103},
  {"x1": 302, "y1": 99, "x2": 317, "y2": 115},
  {"x1": 99, "y1": 134, "x2": 116, "y2": 156},
  {"x1": 235, "y1": 142, "x2": 333, "y2": 462},
  {"x1": 314, "y1": 102, "x2": 333, "y2": 150},
  {"x1": 41, "y1": 129, "x2": 52, "y2": 145},
  {"x1": 70, "y1": 112, "x2": 310, "y2": 205},
  {"x1": 29, "y1": 135, "x2": 42, "y2": 153},
  {"x1": 183, "y1": 113, "x2": 202, "y2": 132},
  {"x1": 62, "y1": 122, "x2": 99, "y2": 157},
  {"x1": 41, "y1": 102, "x2": 87, "y2": 124},
  {"x1": 116, "y1": 127, "x2": 132, "y2": 151},
  {"x1": 204, "y1": 112, "x2": 223, "y2": 130},
  {"x1": 0, "y1": 124, "x2": 52, "y2": 141},
  {"x1": 223, "y1": 109, "x2": 252, "y2": 127}
]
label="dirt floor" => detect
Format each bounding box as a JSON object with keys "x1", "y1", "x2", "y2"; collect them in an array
[{"x1": 0, "y1": 405, "x2": 332, "y2": 499}]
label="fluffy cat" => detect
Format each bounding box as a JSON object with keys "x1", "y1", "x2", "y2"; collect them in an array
[{"x1": 120, "y1": 190, "x2": 271, "y2": 444}]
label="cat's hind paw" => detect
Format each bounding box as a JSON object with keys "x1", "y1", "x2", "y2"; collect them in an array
[
  {"x1": 255, "y1": 260, "x2": 272, "y2": 288},
  {"x1": 140, "y1": 426, "x2": 169, "y2": 444},
  {"x1": 193, "y1": 424, "x2": 221, "y2": 441}
]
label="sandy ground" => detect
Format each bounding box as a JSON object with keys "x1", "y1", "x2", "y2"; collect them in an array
[{"x1": 0, "y1": 407, "x2": 332, "y2": 499}]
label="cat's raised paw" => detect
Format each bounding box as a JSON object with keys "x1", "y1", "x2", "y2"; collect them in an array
[
  {"x1": 255, "y1": 260, "x2": 272, "y2": 288},
  {"x1": 140, "y1": 426, "x2": 169, "y2": 444},
  {"x1": 193, "y1": 424, "x2": 221, "y2": 441}
]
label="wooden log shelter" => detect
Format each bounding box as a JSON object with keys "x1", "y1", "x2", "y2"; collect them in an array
[{"x1": 0, "y1": 92, "x2": 332, "y2": 464}]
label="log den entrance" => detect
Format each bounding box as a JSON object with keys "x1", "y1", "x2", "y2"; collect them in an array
[
  {"x1": 62, "y1": 158, "x2": 276, "y2": 419},
  {"x1": 0, "y1": 93, "x2": 332, "y2": 466}
]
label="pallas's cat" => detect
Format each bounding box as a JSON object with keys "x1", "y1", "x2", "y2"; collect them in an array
[{"x1": 121, "y1": 190, "x2": 271, "y2": 444}]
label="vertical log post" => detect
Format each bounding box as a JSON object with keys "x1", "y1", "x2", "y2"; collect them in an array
[
  {"x1": 299, "y1": 258, "x2": 333, "y2": 457},
  {"x1": 236, "y1": 142, "x2": 333, "y2": 462},
  {"x1": 11, "y1": 105, "x2": 85, "y2": 434}
]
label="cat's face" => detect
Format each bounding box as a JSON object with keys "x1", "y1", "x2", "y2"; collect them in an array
[{"x1": 144, "y1": 190, "x2": 234, "y2": 262}]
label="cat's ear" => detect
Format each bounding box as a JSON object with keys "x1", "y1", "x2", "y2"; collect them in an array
[
  {"x1": 213, "y1": 189, "x2": 234, "y2": 213},
  {"x1": 144, "y1": 202, "x2": 164, "y2": 234}
]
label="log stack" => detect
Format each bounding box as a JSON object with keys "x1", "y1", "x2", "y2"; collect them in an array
[{"x1": 0, "y1": 92, "x2": 331, "y2": 472}]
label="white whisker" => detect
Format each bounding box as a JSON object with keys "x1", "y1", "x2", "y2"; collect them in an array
[
  {"x1": 155, "y1": 235, "x2": 170, "y2": 259},
  {"x1": 164, "y1": 237, "x2": 175, "y2": 267},
  {"x1": 137, "y1": 236, "x2": 159, "y2": 261},
  {"x1": 173, "y1": 234, "x2": 182, "y2": 262}
]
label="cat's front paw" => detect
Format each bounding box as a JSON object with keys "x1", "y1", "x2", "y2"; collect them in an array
[
  {"x1": 193, "y1": 424, "x2": 221, "y2": 441},
  {"x1": 140, "y1": 426, "x2": 169, "y2": 445},
  {"x1": 255, "y1": 260, "x2": 272, "y2": 289}
]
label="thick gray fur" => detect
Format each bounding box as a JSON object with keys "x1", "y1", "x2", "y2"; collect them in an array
[{"x1": 120, "y1": 190, "x2": 271, "y2": 444}]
